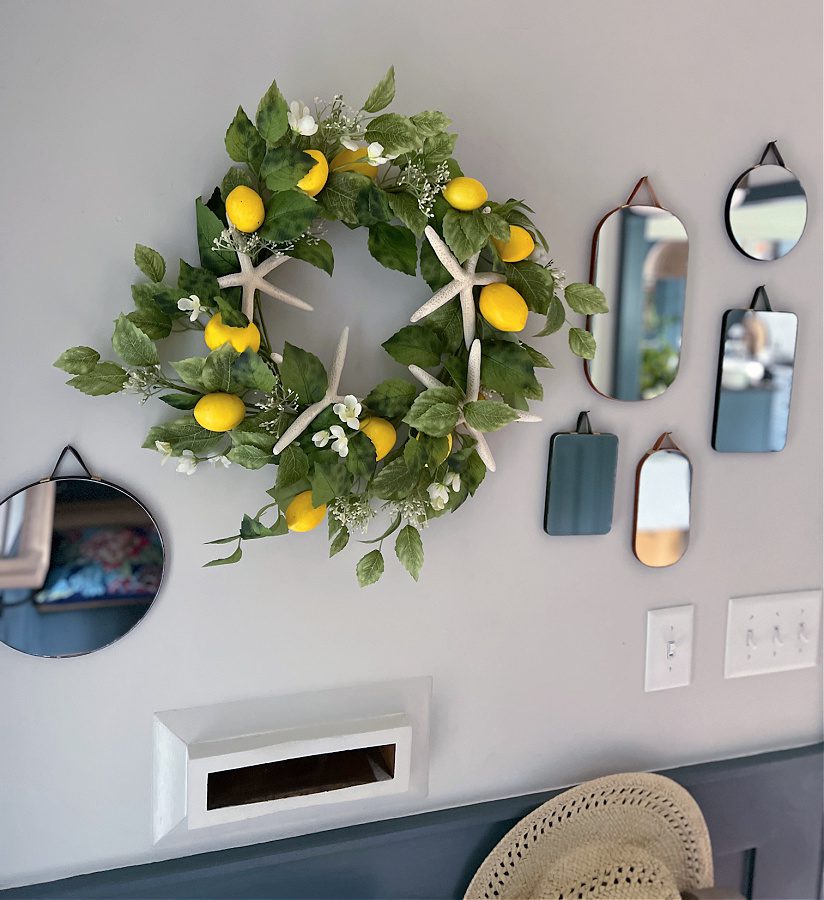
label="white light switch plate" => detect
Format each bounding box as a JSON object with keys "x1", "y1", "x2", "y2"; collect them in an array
[
  {"x1": 725, "y1": 590, "x2": 822, "y2": 678},
  {"x1": 645, "y1": 605, "x2": 694, "y2": 692}
]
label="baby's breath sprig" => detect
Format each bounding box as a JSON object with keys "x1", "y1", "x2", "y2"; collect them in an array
[{"x1": 329, "y1": 494, "x2": 376, "y2": 534}]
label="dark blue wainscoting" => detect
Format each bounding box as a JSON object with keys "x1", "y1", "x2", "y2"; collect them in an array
[{"x1": 4, "y1": 743, "x2": 822, "y2": 900}]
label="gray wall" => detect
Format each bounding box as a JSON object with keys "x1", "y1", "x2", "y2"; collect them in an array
[{"x1": 0, "y1": 0, "x2": 821, "y2": 889}]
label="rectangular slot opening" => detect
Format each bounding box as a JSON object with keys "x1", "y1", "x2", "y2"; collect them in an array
[{"x1": 206, "y1": 743, "x2": 396, "y2": 810}]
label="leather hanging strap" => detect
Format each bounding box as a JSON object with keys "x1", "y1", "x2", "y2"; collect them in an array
[
  {"x1": 758, "y1": 140, "x2": 785, "y2": 167},
  {"x1": 749, "y1": 285, "x2": 773, "y2": 311},
  {"x1": 625, "y1": 176, "x2": 663, "y2": 209},
  {"x1": 42, "y1": 445, "x2": 99, "y2": 482},
  {"x1": 650, "y1": 432, "x2": 683, "y2": 453},
  {"x1": 575, "y1": 411, "x2": 593, "y2": 434}
]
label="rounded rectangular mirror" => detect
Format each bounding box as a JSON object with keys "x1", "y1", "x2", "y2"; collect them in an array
[
  {"x1": 586, "y1": 178, "x2": 689, "y2": 401},
  {"x1": 633, "y1": 435, "x2": 691, "y2": 568}
]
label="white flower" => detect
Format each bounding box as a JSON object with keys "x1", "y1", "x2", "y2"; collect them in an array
[
  {"x1": 366, "y1": 142, "x2": 397, "y2": 166},
  {"x1": 155, "y1": 441, "x2": 173, "y2": 465},
  {"x1": 288, "y1": 100, "x2": 318, "y2": 136},
  {"x1": 208, "y1": 455, "x2": 231, "y2": 468},
  {"x1": 177, "y1": 294, "x2": 203, "y2": 322},
  {"x1": 444, "y1": 471, "x2": 461, "y2": 493},
  {"x1": 333, "y1": 394, "x2": 362, "y2": 429},
  {"x1": 427, "y1": 482, "x2": 450, "y2": 511},
  {"x1": 312, "y1": 429, "x2": 331, "y2": 448},
  {"x1": 175, "y1": 450, "x2": 198, "y2": 475},
  {"x1": 340, "y1": 136, "x2": 361, "y2": 152},
  {"x1": 329, "y1": 425, "x2": 350, "y2": 458}
]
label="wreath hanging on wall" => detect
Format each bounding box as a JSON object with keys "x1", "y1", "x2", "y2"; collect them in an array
[{"x1": 54, "y1": 68, "x2": 607, "y2": 585}]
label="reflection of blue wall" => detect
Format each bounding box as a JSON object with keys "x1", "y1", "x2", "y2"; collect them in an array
[
  {"x1": 0, "y1": 592, "x2": 146, "y2": 657},
  {"x1": 654, "y1": 279, "x2": 685, "y2": 349}
]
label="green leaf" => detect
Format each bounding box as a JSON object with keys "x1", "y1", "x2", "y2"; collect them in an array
[
  {"x1": 215, "y1": 295, "x2": 247, "y2": 328},
  {"x1": 267, "y1": 477, "x2": 311, "y2": 509},
  {"x1": 112, "y1": 315, "x2": 159, "y2": 366},
  {"x1": 201, "y1": 343, "x2": 240, "y2": 393},
  {"x1": 362, "y1": 65, "x2": 396, "y2": 113},
  {"x1": 421, "y1": 132, "x2": 457, "y2": 168},
  {"x1": 364, "y1": 379, "x2": 418, "y2": 419},
  {"x1": 159, "y1": 392, "x2": 199, "y2": 410},
  {"x1": 225, "y1": 106, "x2": 266, "y2": 173},
  {"x1": 260, "y1": 145, "x2": 315, "y2": 192},
  {"x1": 569, "y1": 327, "x2": 597, "y2": 360},
  {"x1": 364, "y1": 113, "x2": 421, "y2": 156},
  {"x1": 255, "y1": 80, "x2": 289, "y2": 146},
  {"x1": 195, "y1": 198, "x2": 237, "y2": 276},
  {"x1": 424, "y1": 299, "x2": 464, "y2": 352},
  {"x1": 232, "y1": 348, "x2": 276, "y2": 393},
  {"x1": 318, "y1": 171, "x2": 373, "y2": 225},
  {"x1": 368, "y1": 222, "x2": 417, "y2": 276},
  {"x1": 329, "y1": 527, "x2": 350, "y2": 557},
  {"x1": 355, "y1": 182, "x2": 392, "y2": 226},
  {"x1": 345, "y1": 431, "x2": 377, "y2": 478},
  {"x1": 280, "y1": 342, "x2": 328, "y2": 405},
  {"x1": 221, "y1": 165, "x2": 257, "y2": 200},
  {"x1": 276, "y1": 445, "x2": 310, "y2": 488},
  {"x1": 286, "y1": 238, "x2": 334, "y2": 276},
  {"x1": 204, "y1": 545, "x2": 243, "y2": 567},
  {"x1": 127, "y1": 306, "x2": 172, "y2": 340},
  {"x1": 131, "y1": 281, "x2": 187, "y2": 317},
  {"x1": 387, "y1": 190, "x2": 428, "y2": 236},
  {"x1": 359, "y1": 513, "x2": 402, "y2": 544},
  {"x1": 54, "y1": 346, "x2": 100, "y2": 375},
  {"x1": 310, "y1": 458, "x2": 353, "y2": 506},
  {"x1": 177, "y1": 260, "x2": 219, "y2": 301},
  {"x1": 240, "y1": 513, "x2": 287, "y2": 539},
  {"x1": 143, "y1": 417, "x2": 221, "y2": 454},
  {"x1": 66, "y1": 361, "x2": 127, "y2": 396},
  {"x1": 395, "y1": 524, "x2": 424, "y2": 581},
  {"x1": 463, "y1": 399, "x2": 518, "y2": 432},
  {"x1": 534, "y1": 295, "x2": 565, "y2": 337},
  {"x1": 480, "y1": 340, "x2": 542, "y2": 408},
  {"x1": 442, "y1": 209, "x2": 490, "y2": 263},
  {"x1": 564, "y1": 283, "x2": 609, "y2": 315},
  {"x1": 403, "y1": 387, "x2": 461, "y2": 437},
  {"x1": 382, "y1": 324, "x2": 443, "y2": 367},
  {"x1": 369, "y1": 457, "x2": 416, "y2": 501},
  {"x1": 504, "y1": 261, "x2": 554, "y2": 315},
  {"x1": 410, "y1": 110, "x2": 451, "y2": 138},
  {"x1": 521, "y1": 343, "x2": 553, "y2": 369},
  {"x1": 259, "y1": 190, "x2": 318, "y2": 243},
  {"x1": 464, "y1": 448, "x2": 487, "y2": 495},
  {"x1": 227, "y1": 444, "x2": 275, "y2": 469},
  {"x1": 230, "y1": 426, "x2": 277, "y2": 452},
  {"x1": 356, "y1": 549, "x2": 384, "y2": 587},
  {"x1": 419, "y1": 237, "x2": 452, "y2": 291},
  {"x1": 170, "y1": 357, "x2": 206, "y2": 389},
  {"x1": 134, "y1": 245, "x2": 165, "y2": 282}
]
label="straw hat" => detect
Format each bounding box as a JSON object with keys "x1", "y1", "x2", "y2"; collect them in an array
[{"x1": 464, "y1": 773, "x2": 713, "y2": 900}]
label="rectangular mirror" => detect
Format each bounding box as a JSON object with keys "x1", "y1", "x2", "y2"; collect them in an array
[{"x1": 712, "y1": 307, "x2": 797, "y2": 452}]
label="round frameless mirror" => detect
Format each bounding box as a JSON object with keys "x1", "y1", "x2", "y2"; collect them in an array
[
  {"x1": 0, "y1": 456, "x2": 164, "y2": 657},
  {"x1": 633, "y1": 435, "x2": 691, "y2": 568},
  {"x1": 586, "y1": 178, "x2": 689, "y2": 402},
  {"x1": 725, "y1": 143, "x2": 807, "y2": 261}
]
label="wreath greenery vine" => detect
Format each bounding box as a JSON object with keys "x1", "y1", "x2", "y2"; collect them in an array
[{"x1": 54, "y1": 67, "x2": 607, "y2": 586}]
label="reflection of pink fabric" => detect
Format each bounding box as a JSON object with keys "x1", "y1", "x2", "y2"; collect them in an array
[{"x1": 76, "y1": 529, "x2": 150, "y2": 570}]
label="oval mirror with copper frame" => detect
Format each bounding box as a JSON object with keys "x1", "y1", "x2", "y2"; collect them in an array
[{"x1": 632, "y1": 433, "x2": 691, "y2": 568}]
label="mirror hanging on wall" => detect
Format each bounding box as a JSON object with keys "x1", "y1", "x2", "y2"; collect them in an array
[
  {"x1": 585, "y1": 177, "x2": 689, "y2": 402},
  {"x1": 633, "y1": 433, "x2": 691, "y2": 568},
  {"x1": 725, "y1": 142, "x2": 807, "y2": 261},
  {"x1": 0, "y1": 447, "x2": 164, "y2": 658},
  {"x1": 712, "y1": 286, "x2": 798, "y2": 453}
]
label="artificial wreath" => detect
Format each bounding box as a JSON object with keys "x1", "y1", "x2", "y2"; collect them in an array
[{"x1": 55, "y1": 67, "x2": 607, "y2": 586}]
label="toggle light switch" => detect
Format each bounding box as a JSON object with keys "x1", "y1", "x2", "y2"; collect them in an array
[{"x1": 645, "y1": 605, "x2": 694, "y2": 692}]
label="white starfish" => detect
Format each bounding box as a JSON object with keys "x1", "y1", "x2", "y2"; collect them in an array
[
  {"x1": 273, "y1": 327, "x2": 353, "y2": 456},
  {"x1": 410, "y1": 226, "x2": 505, "y2": 349},
  {"x1": 408, "y1": 339, "x2": 540, "y2": 473}
]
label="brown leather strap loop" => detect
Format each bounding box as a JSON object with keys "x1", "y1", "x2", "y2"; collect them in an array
[
  {"x1": 625, "y1": 176, "x2": 663, "y2": 209},
  {"x1": 758, "y1": 140, "x2": 785, "y2": 167},
  {"x1": 651, "y1": 432, "x2": 683, "y2": 453}
]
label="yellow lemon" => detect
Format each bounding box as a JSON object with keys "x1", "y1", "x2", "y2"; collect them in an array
[
  {"x1": 442, "y1": 177, "x2": 488, "y2": 211},
  {"x1": 416, "y1": 431, "x2": 453, "y2": 463},
  {"x1": 329, "y1": 147, "x2": 378, "y2": 179},
  {"x1": 493, "y1": 225, "x2": 535, "y2": 262},
  {"x1": 225, "y1": 186, "x2": 265, "y2": 233},
  {"x1": 479, "y1": 283, "x2": 529, "y2": 333},
  {"x1": 297, "y1": 149, "x2": 329, "y2": 197},
  {"x1": 204, "y1": 313, "x2": 261, "y2": 353},
  {"x1": 359, "y1": 417, "x2": 396, "y2": 461},
  {"x1": 285, "y1": 490, "x2": 326, "y2": 533},
  {"x1": 193, "y1": 393, "x2": 246, "y2": 432}
]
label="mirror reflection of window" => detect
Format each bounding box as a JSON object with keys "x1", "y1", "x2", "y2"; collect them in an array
[
  {"x1": 589, "y1": 206, "x2": 688, "y2": 401},
  {"x1": 634, "y1": 450, "x2": 691, "y2": 568}
]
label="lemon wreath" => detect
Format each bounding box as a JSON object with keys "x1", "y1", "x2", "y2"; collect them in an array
[{"x1": 55, "y1": 68, "x2": 607, "y2": 585}]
